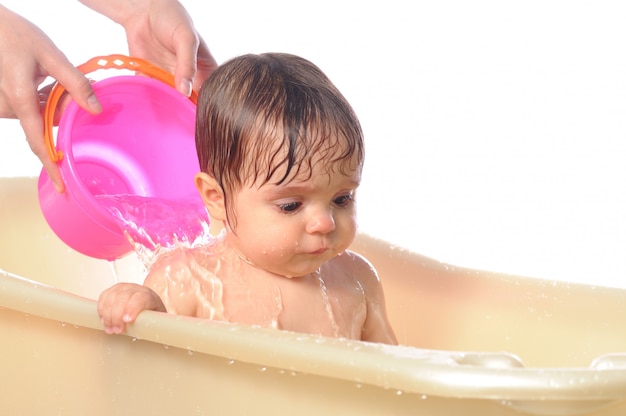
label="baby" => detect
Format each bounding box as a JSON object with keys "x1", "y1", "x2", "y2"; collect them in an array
[{"x1": 97, "y1": 53, "x2": 397, "y2": 345}]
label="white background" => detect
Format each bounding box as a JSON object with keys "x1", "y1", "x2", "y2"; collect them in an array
[{"x1": 2, "y1": 1, "x2": 626, "y2": 288}]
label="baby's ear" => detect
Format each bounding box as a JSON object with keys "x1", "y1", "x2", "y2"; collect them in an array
[{"x1": 194, "y1": 172, "x2": 226, "y2": 222}]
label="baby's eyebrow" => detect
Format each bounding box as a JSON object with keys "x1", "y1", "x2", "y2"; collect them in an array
[
  {"x1": 264, "y1": 182, "x2": 315, "y2": 197},
  {"x1": 265, "y1": 178, "x2": 361, "y2": 196}
]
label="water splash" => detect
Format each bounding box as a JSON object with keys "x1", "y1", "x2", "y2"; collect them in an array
[
  {"x1": 107, "y1": 260, "x2": 120, "y2": 283},
  {"x1": 315, "y1": 270, "x2": 341, "y2": 337},
  {"x1": 96, "y1": 193, "x2": 211, "y2": 268},
  {"x1": 188, "y1": 254, "x2": 225, "y2": 321}
]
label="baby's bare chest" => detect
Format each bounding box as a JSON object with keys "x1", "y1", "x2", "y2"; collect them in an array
[{"x1": 220, "y1": 272, "x2": 367, "y2": 339}]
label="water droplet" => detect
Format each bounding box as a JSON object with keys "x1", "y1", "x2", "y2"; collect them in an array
[
  {"x1": 188, "y1": 349, "x2": 195, "y2": 356},
  {"x1": 420, "y1": 394, "x2": 428, "y2": 400},
  {"x1": 164, "y1": 345, "x2": 170, "y2": 350},
  {"x1": 355, "y1": 383, "x2": 363, "y2": 389},
  {"x1": 227, "y1": 359, "x2": 235, "y2": 366},
  {"x1": 131, "y1": 337, "x2": 138, "y2": 343},
  {"x1": 259, "y1": 367, "x2": 267, "y2": 372},
  {"x1": 59, "y1": 321, "x2": 66, "y2": 327},
  {"x1": 395, "y1": 390, "x2": 403, "y2": 396}
]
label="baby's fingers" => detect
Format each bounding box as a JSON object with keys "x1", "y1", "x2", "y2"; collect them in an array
[
  {"x1": 99, "y1": 295, "x2": 130, "y2": 334},
  {"x1": 97, "y1": 284, "x2": 140, "y2": 334},
  {"x1": 97, "y1": 283, "x2": 165, "y2": 335},
  {"x1": 119, "y1": 290, "x2": 157, "y2": 326}
]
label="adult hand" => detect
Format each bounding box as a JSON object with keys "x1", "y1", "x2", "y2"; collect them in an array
[
  {"x1": 0, "y1": 5, "x2": 102, "y2": 193},
  {"x1": 80, "y1": 0, "x2": 218, "y2": 96}
]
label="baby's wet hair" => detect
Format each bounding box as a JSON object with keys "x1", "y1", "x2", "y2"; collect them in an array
[{"x1": 195, "y1": 52, "x2": 364, "y2": 224}]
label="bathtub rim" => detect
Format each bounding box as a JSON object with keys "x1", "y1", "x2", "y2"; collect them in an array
[{"x1": 1, "y1": 268, "x2": 625, "y2": 409}]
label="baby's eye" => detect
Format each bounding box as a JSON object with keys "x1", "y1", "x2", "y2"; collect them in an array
[
  {"x1": 333, "y1": 194, "x2": 354, "y2": 207},
  {"x1": 279, "y1": 201, "x2": 302, "y2": 213}
]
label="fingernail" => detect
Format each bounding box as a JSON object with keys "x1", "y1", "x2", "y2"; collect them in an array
[
  {"x1": 122, "y1": 314, "x2": 132, "y2": 323},
  {"x1": 87, "y1": 94, "x2": 102, "y2": 113},
  {"x1": 53, "y1": 180, "x2": 65, "y2": 194},
  {"x1": 179, "y1": 78, "x2": 192, "y2": 97}
]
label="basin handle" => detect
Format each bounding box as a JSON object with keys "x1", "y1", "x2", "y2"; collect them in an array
[
  {"x1": 590, "y1": 353, "x2": 626, "y2": 370},
  {"x1": 454, "y1": 351, "x2": 526, "y2": 369}
]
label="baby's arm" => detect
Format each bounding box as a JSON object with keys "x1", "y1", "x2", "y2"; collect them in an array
[
  {"x1": 97, "y1": 283, "x2": 166, "y2": 334},
  {"x1": 349, "y1": 251, "x2": 398, "y2": 345},
  {"x1": 97, "y1": 249, "x2": 199, "y2": 334}
]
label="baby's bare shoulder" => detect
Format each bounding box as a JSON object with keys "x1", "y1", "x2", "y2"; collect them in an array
[
  {"x1": 144, "y1": 246, "x2": 223, "y2": 316},
  {"x1": 333, "y1": 249, "x2": 376, "y2": 270},
  {"x1": 149, "y1": 245, "x2": 216, "y2": 272},
  {"x1": 329, "y1": 250, "x2": 380, "y2": 285}
]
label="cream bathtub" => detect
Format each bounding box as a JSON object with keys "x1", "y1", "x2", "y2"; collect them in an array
[{"x1": 1, "y1": 177, "x2": 626, "y2": 416}]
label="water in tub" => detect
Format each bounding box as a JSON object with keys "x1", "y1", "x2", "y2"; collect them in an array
[{"x1": 98, "y1": 194, "x2": 364, "y2": 339}]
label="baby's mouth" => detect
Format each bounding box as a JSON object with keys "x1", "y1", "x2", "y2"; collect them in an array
[{"x1": 307, "y1": 245, "x2": 332, "y2": 256}]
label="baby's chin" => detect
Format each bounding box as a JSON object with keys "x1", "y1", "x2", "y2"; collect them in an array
[
  {"x1": 269, "y1": 262, "x2": 325, "y2": 280},
  {"x1": 273, "y1": 267, "x2": 318, "y2": 280},
  {"x1": 259, "y1": 249, "x2": 344, "y2": 279}
]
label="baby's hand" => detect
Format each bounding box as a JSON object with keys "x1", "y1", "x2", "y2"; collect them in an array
[{"x1": 97, "y1": 283, "x2": 166, "y2": 334}]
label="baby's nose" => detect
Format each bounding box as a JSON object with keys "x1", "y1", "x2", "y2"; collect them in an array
[{"x1": 305, "y1": 208, "x2": 336, "y2": 234}]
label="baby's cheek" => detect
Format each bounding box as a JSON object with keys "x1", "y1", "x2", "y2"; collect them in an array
[{"x1": 343, "y1": 215, "x2": 359, "y2": 238}]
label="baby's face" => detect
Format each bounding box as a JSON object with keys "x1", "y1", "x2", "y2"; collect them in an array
[{"x1": 224, "y1": 166, "x2": 360, "y2": 278}]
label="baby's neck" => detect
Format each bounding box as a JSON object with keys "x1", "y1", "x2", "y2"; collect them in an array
[{"x1": 217, "y1": 236, "x2": 302, "y2": 281}]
